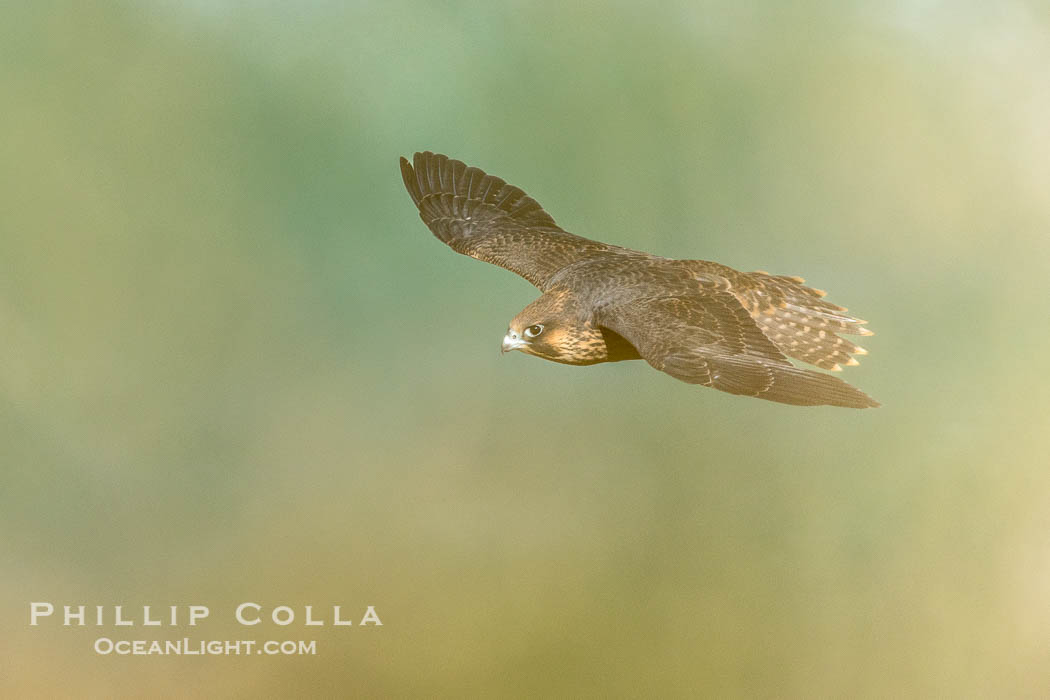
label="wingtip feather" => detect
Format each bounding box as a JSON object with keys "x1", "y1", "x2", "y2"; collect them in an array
[{"x1": 399, "y1": 155, "x2": 421, "y2": 205}]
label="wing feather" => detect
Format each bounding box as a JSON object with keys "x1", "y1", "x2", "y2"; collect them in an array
[
  {"x1": 598, "y1": 293, "x2": 879, "y2": 408},
  {"x1": 400, "y1": 152, "x2": 609, "y2": 288}
]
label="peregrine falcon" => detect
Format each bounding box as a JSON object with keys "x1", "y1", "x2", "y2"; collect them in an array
[{"x1": 400, "y1": 151, "x2": 878, "y2": 408}]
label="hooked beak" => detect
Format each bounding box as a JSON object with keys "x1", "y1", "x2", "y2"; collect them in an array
[{"x1": 501, "y1": 331, "x2": 526, "y2": 354}]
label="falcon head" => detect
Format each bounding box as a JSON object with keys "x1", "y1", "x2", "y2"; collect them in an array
[
  {"x1": 501, "y1": 320, "x2": 608, "y2": 365},
  {"x1": 501, "y1": 292, "x2": 608, "y2": 365}
]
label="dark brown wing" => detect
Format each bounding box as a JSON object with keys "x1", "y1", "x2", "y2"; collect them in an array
[
  {"x1": 597, "y1": 293, "x2": 879, "y2": 408},
  {"x1": 400, "y1": 152, "x2": 610, "y2": 288}
]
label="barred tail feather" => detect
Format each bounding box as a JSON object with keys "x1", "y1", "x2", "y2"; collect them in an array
[{"x1": 745, "y1": 272, "x2": 872, "y2": 371}]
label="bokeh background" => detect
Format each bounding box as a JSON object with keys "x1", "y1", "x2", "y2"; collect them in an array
[{"x1": 3, "y1": 1, "x2": 1049, "y2": 697}]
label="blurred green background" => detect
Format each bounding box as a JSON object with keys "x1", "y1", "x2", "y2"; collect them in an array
[{"x1": 2, "y1": 1, "x2": 1049, "y2": 697}]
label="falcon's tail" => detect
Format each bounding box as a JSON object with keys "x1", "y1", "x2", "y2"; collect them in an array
[{"x1": 746, "y1": 272, "x2": 872, "y2": 372}]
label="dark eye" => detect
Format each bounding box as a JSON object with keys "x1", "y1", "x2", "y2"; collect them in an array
[{"x1": 525, "y1": 324, "x2": 544, "y2": 338}]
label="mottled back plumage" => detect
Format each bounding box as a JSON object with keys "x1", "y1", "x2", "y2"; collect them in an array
[{"x1": 400, "y1": 151, "x2": 878, "y2": 408}]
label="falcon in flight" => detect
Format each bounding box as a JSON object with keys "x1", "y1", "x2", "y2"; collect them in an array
[{"x1": 400, "y1": 152, "x2": 878, "y2": 408}]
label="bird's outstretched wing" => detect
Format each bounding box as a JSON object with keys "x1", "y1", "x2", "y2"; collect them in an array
[
  {"x1": 400, "y1": 152, "x2": 610, "y2": 289},
  {"x1": 597, "y1": 293, "x2": 879, "y2": 408}
]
